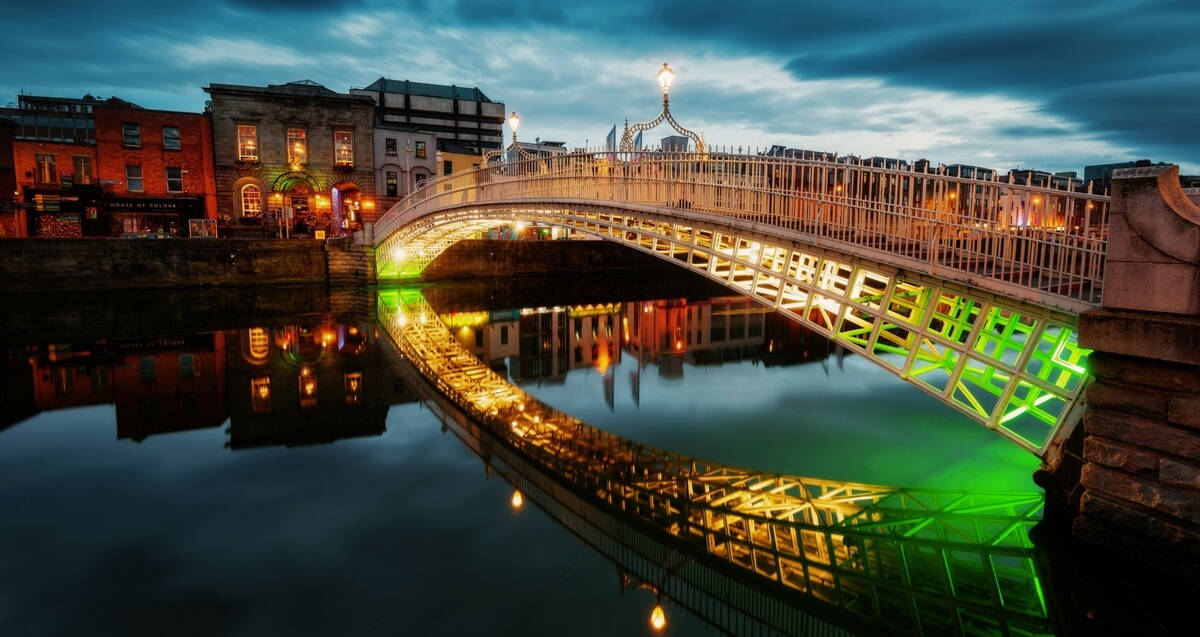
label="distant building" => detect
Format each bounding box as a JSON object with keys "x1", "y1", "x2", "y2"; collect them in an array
[
  {"x1": 509, "y1": 139, "x2": 567, "y2": 162},
  {"x1": 764, "y1": 146, "x2": 837, "y2": 162},
  {"x1": 204, "y1": 80, "x2": 376, "y2": 235},
  {"x1": 93, "y1": 103, "x2": 217, "y2": 235},
  {"x1": 369, "y1": 123, "x2": 437, "y2": 212},
  {"x1": 661, "y1": 135, "x2": 689, "y2": 152},
  {"x1": 350, "y1": 78, "x2": 505, "y2": 154},
  {"x1": 945, "y1": 163, "x2": 996, "y2": 180},
  {"x1": 1084, "y1": 159, "x2": 1171, "y2": 193}
]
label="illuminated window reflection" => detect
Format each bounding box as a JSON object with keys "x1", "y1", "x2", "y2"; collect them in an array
[
  {"x1": 344, "y1": 372, "x2": 362, "y2": 405},
  {"x1": 250, "y1": 377, "x2": 271, "y2": 412},
  {"x1": 248, "y1": 327, "x2": 269, "y2": 360},
  {"x1": 299, "y1": 367, "x2": 318, "y2": 410}
]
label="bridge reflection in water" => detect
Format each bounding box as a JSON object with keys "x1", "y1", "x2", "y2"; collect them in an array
[{"x1": 378, "y1": 288, "x2": 1054, "y2": 636}]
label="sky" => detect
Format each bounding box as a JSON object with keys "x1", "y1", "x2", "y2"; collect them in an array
[{"x1": 4, "y1": 0, "x2": 1199, "y2": 174}]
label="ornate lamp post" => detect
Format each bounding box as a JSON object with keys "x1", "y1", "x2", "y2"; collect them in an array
[{"x1": 620, "y1": 61, "x2": 706, "y2": 153}]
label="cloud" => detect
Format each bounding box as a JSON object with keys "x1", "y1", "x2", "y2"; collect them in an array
[{"x1": 1, "y1": 1, "x2": 1196, "y2": 173}]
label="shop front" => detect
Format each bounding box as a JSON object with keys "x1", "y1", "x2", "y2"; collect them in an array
[{"x1": 106, "y1": 195, "x2": 205, "y2": 236}]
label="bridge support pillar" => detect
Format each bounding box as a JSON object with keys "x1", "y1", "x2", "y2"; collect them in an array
[{"x1": 1074, "y1": 165, "x2": 1200, "y2": 580}]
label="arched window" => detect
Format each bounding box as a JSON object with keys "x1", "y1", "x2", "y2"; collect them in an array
[{"x1": 241, "y1": 184, "x2": 263, "y2": 216}]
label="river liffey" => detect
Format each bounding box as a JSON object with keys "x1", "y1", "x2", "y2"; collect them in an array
[{"x1": 0, "y1": 277, "x2": 1186, "y2": 636}]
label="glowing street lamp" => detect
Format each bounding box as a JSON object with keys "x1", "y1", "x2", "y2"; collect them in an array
[
  {"x1": 508, "y1": 112, "x2": 521, "y2": 141},
  {"x1": 656, "y1": 62, "x2": 675, "y2": 98}
]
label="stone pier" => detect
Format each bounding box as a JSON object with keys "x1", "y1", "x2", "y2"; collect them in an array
[{"x1": 1075, "y1": 165, "x2": 1200, "y2": 579}]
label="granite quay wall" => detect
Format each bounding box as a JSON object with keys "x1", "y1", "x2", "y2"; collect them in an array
[
  {"x1": 1074, "y1": 165, "x2": 1200, "y2": 581},
  {"x1": 0, "y1": 238, "x2": 327, "y2": 293}
]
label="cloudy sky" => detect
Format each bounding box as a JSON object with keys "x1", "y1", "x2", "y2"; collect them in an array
[{"x1": 5, "y1": 0, "x2": 1198, "y2": 173}]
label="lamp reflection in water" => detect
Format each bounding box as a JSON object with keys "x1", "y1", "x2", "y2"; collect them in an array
[
  {"x1": 649, "y1": 602, "x2": 666, "y2": 632},
  {"x1": 510, "y1": 489, "x2": 524, "y2": 510}
]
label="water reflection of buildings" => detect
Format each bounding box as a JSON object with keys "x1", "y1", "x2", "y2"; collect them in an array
[
  {"x1": 2, "y1": 321, "x2": 414, "y2": 448},
  {"x1": 226, "y1": 324, "x2": 402, "y2": 448},
  {"x1": 13, "y1": 334, "x2": 227, "y2": 441}
]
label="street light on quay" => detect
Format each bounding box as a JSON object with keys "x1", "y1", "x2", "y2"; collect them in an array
[
  {"x1": 656, "y1": 62, "x2": 675, "y2": 101},
  {"x1": 508, "y1": 111, "x2": 521, "y2": 142}
]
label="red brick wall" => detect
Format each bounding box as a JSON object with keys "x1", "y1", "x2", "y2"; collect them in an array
[
  {"x1": 12, "y1": 139, "x2": 97, "y2": 190},
  {"x1": 94, "y1": 106, "x2": 217, "y2": 218}
]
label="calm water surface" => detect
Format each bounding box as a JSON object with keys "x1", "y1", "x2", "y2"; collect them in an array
[{"x1": 0, "y1": 278, "x2": 1043, "y2": 636}]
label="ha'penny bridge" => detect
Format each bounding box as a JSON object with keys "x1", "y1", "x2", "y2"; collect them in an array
[
  {"x1": 365, "y1": 63, "x2": 1200, "y2": 632},
  {"x1": 373, "y1": 148, "x2": 1103, "y2": 464}
]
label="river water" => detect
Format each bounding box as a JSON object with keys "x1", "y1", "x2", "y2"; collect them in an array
[{"x1": 0, "y1": 275, "x2": 1123, "y2": 636}]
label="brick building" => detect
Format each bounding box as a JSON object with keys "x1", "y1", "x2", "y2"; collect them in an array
[
  {"x1": 2, "y1": 94, "x2": 109, "y2": 236},
  {"x1": 0, "y1": 116, "x2": 19, "y2": 237},
  {"x1": 93, "y1": 104, "x2": 217, "y2": 235},
  {"x1": 204, "y1": 80, "x2": 376, "y2": 236}
]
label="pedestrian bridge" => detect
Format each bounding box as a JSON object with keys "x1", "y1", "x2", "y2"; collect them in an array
[{"x1": 372, "y1": 151, "x2": 1108, "y2": 463}]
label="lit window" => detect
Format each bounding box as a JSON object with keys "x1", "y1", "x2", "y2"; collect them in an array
[
  {"x1": 237, "y1": 125, "x2": 258, "y2": 160},
  {"x1": 334, "y1": 131, "x2": 353, "y2": 166},
  {"x1": 125, "y1": 164, "x2": 143, "y2": 192},
  {"x1": 386, "y1": 171, "x2": 397, "y2": 197},
  {"x1": 73, "y1": 156, "x2": 92, "y2": 184},
  {"x1": 35, "y1": 154, "x2": 56, "y2": 184},
  {"x1": 123, "y1": 123, "x2": 140, "y2": 148},
  {"x1": 287, "y1": 128, "x2": 307, "y2": 165},
  {"x1": 163, "y1": 126, "x2": 180, "y2": 150},
  {"x1": 415, "y1": 141, "x2": 426, "y2": 159},
  {"x1": 241, "y1": 184, "x2": 262, "y2": 216},
  {"x1": 166, "y1": 166, "x2": 183, "y2": 193},
  {"x1": 385, "y1": 138, "x2": 396, "y2": 156}
]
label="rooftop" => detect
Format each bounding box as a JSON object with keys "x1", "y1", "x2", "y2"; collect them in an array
[{"x1": 361, "y1": 77, "x2": 498, "y2": 103}]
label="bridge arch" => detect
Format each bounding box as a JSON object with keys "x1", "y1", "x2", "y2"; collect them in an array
[{"x1": 372, "y1": 151, "x2": 1108, "y2": 462}]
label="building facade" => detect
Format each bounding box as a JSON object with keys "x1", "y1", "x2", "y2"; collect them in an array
[
  {"x1": 3, "y1": 94, "x2": 108, "y2": 237},
  {"x1": 350, "y1": 78, "x2": 505, "y2": 154},
  {"x1": 205, "y1": 80, "x2": 376, "y2": 235},
  {"x1": 93, "y1": 104, "x2": 217, "y2": 235},
  {"x1": 369, "y1": 123, "x2": 437, "y2": 213},
  {"x1": 0, "y1": 116, "x2": 19, "y2": 237}
]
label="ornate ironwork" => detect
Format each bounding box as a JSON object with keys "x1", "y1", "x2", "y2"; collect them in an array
[{"x1": 619, "y1": 97, "x2": 707, "y2": 153}]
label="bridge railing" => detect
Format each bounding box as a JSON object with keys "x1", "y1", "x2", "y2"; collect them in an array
[{"x1": 376, "y1": 151, "x2": 1110, "y2": 308}]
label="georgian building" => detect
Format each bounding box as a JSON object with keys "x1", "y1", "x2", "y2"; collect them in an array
[{"x1": 204, "y1": 80, "x2": 376, "y2": 235}]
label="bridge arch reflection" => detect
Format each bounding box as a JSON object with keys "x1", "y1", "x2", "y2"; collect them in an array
[{"x1": 378, "y1": 288, "x2": 1057, "y2": 635}]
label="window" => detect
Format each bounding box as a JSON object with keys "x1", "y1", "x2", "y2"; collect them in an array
[
  {"x1": 287, "y1": 128, "x2": 307, "y2": 165},
  {"x1": 500, "y1": 326, "x2": 509, "y2": 345},
  {"x1": 385, "y1": 138, "x2": 397, "y2": 156},
  {"x1": 443, "y1": 160, "x2": 452, "y2": 176},
  {"x1": 474, "y1": 330, "x2": 483, "y2": 347},
  {"x1": 414, "y1": 173, "x2": 427, "y2": 189},
  {"x1": 414, "y1": 141, "x2": 426, "y2": 159},
  {"x1": 386, "y1": 171, "x2": 397, "y2": 197},
  {"x1": 122, "y1": 123, "x2": 140, "y2": 148},
  {"x1": 344, "y1": 372, "x2": 363, "y2": 405},
  {"x1": 241, "y1": 184, "x2": 262, "y2": 216},
  {"x1": 298, "y1": 369, "x2": 318, "y2": 409},
  {"x1": 163, "y1": 126, "x2": 180, "y2": 150},
  {"x1": 178, "y1": 354, "x2": 195, "y2": 379},
  {"x1": 34, "y1": 154, "x2": 56, "y2": 184},
  {"x1": 73, "y1": 156, "x2": 92, "y2": 185},
  {"x1": 125, "y1": 164, "x2": 143, "y2": 192},
  {"x1": 140, "y1": 356, "x2": 156, "y2": 383},
  {"x1": 334, "y1": 130, "x2": 354, "y2": 166},
  {"x1": 237, "y1": 125, "x2": 258, "y2": 160},
  {"x1": 166, "y1": 166, "x2": 183, "y2": 193}
]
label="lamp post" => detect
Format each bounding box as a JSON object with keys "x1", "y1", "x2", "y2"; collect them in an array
[
  {"x1": 620, "y1": 62, "x2": 705, "y2": 153},
  {"x1": 508, "y1": 111, "x2": 521, "y2": 145}
]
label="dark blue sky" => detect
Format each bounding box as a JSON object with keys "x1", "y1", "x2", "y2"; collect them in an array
[{"x1": 5, "y1": 0, "x2": 1198, "y2": 172}]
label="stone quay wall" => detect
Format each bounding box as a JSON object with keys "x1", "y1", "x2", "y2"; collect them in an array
[
  {"x1": 0, "y1": 238, "x2": 328, "y2": 292},
  {"x1": 1075, "y1": 165, "x2": 1200, "y2": 580}
]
